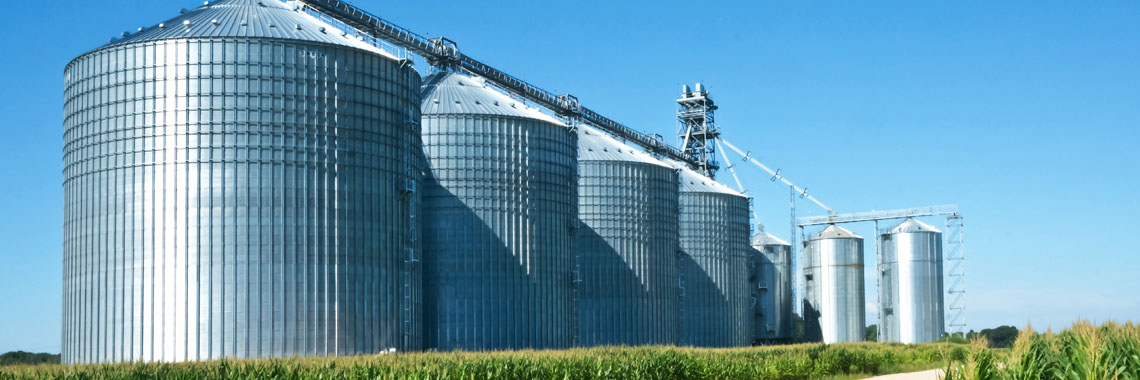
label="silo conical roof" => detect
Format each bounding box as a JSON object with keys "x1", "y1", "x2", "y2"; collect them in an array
[
  {"x1": 577, "y1": 125, "x2": 670, "y2": 167},
  {"x1": 752, "y1": 225, "x2": 791, "y2": 247},
  {"x1": 660, "y1": 159, "x2": 744, "y2": 196},
  {"x1": 421, "y1": 71, "x2": 566, "y2": 125},
  {"x1": 810, "y1": 224, "x2": 862, "y2": 240},
  {"x1": 102, "y1": 0, "x2": 394, "y2": 57},
  {"x1": 886, "y1": 218, "x2": 941, "y2": 234}
]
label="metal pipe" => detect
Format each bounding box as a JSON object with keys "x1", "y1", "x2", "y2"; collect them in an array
[{"x1": 719, "y1": 138, "x2": 834, "y2": 214}]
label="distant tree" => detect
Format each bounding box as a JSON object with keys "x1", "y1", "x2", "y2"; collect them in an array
[
  {"x1": 978, "y1": 325, "x2": 1019, "y2": 348},
  {"x1": 938, "y1": 331, "x2": 969, "y2": 344},
  {"x1": 865, "y1": 324, "x2": 878, "y2": 342},
  {"x1": 0, "y1": 351, "x2": 60, "y2": 366}
]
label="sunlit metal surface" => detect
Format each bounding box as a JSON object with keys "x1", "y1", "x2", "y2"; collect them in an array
[
  {"x1": 420, "y1": 71, "x2": 578, "y2": 350},
  {"x1": 62, "y1": 0, "x2": 423, "y2": 364},
  {"x1": 802, "y1": 225, "x2": 865, "y2": 343},
  {"x1": 878, "y1": 218, "x2": 944, "y2": 343},
  {"x1": 575, "y1": 126, "x2": 680, "y2": 346}
]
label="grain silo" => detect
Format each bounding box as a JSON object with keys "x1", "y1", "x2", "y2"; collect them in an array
[
  {"x1": 752, "y1": 225, "x2": 794, "y2": 342},
  {"x1": 669, "y1": 163, "x2": 751, "y2": 347},
  {"x1": 802, "y1": 225, "x2": 866, "y2": 343},
  {"x1": 420, "y1": 71, "x2": 577, "y2": 350},
  {"x1": 878, "y1": 218, "x2": 945, "y2": 343},
  {"x1": 575, "y1": 126, "x2": 680, "y2": 347},
  {"x1": 62, "y1": 0, "x2": 423, "y2": 363}
]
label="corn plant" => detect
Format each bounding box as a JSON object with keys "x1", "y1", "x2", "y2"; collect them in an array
[
  {"x1": 944, "y1": 320, "x2": 1140, "y2": 380},
  {"x1": 0, "y1": 342, "x2": 958, "y2": 380}
]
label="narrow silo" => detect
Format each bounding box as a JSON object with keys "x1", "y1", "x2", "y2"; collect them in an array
[
  {"x1": 878, "y1": 218, "x2": 945, "y2": 343},
  {"x1": 802, "y1": 225, "x2": 865, "y2": 343},
  {"x1": 62, "y1": 0, "x2": 423, "y2": 363},
  {"x1": 420, "y1": 72, "x2": 577, "y2": 350},
  {"x1": 670, "y1": 163, "x2": 751, "y2": 347},
  {"x1": 576, "y1": 126, "x2": 680, "y2": 347},
  {"x1": 752, "y1": 225, "x2": 794, "y2": 342}
]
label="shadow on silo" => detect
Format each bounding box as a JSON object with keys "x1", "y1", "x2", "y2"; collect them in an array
[
  {"x1": 422, "y1": 178, "x2": 573, "y2": 351},
  {"x1": 576, "y1": 223, "x2": 657, "y2": 346},
  {"x1": 678, "y1": 252, "x2": 732, "y2": 347},
  {"x1": 802, "y1": 299, "x2": 823, "y2": 342}
]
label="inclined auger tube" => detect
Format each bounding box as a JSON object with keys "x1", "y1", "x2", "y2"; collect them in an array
[{"x1": 295, "y1": 0, "x2": 698, "y2": 170}]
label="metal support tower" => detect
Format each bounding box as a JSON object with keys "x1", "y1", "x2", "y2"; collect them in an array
[
  {"x1": 789, "y1": 186, "x2": 801, "y2": 316},
  {"x1": 945, "y1": 215, "x2": 966, "y2": 336},
  {"x1": 677, "y1": 84, "x2": 720, "y2": 177}
]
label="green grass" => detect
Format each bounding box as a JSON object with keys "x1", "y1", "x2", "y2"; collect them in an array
[
  {"x1": 0, "y1": 342, "x2": 962, "y2": 380},
  {"x1": 944, "y1": 320, "x2": 1140, "y2": 380}
]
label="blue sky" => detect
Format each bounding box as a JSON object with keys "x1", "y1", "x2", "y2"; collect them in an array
[{"x1": 1, "y1": 0, "x2": 1137, "y2": 353}]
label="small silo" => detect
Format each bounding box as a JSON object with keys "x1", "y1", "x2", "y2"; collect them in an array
[
  {"x1": 670, "y1": 163, "x2": 751, "y2": 347},
  {"x1": 576, "y1": 125, "x2": 680, "y2": 347},
  {"x1": 878, "y1": 218, "x2": 945, "y2": 343},
  {"x1": 802, "y1": 225, "x2": 866, "y2": 343},
  {"x1": 420, "y1": 71, "x2": 578, "y2": 350},
  {"x1": 747, "y1": 242, "x2": 764, "y2": 345},
  {"x1": 752, "y1": 225, "x2": 794, "y2": 342},
  {"x1": 62, "y1": 0, "x2": 423, "y2": 363}
]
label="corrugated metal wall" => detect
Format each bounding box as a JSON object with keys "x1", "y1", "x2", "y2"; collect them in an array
[
  {"x1": 878, "y1": 220, "x2": 944, "y2": 343},
  {"x1": 678, "y1": 192, "x2": 752, "y2": 347},
  {"x1": 802, "y1": 226, "x2": 865, "y2": 343},
  {"x1": 62, "y1": 37, "x2": 422, "y2": 363},
  {"x1": 576, "y1": 156, "x2": 680, "y2": 346},
  {"x1": 420, "y1": 72, "x2": 578, "y2": 350}
]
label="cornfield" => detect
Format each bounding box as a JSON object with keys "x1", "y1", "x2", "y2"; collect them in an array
[
  {"x1": 945, "y1": 320, "x2": 1140, "y2": 380},
  {"x1": 1, "y1": 343, "x2": 950, "y2": 380}
]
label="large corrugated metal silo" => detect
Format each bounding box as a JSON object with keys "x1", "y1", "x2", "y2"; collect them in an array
[
  {"x1": 575, "y1": 126, "x2": 680, "y2": 347},
  {"x1": 420, "y1": 71, "x2": 578, "y2": 350},
  {"x1": 62, "y1": 0, "x2": 423, "y2": 363},
  {"x1": 802, "y1": 225, "x2": 866, "y2": 343},
  {"x1": 669, "y1": 163, "x2": 751, "y2": 347},
  {"x1": 752, "y1": 225, "x2": 794, "y2": 342},
  {"x1": 878, "y1": 218, "x2": 945, "y2": 343}
]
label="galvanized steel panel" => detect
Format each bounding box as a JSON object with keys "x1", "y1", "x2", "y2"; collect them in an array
[
  {"x1": 751, "y1": 230, "x2": 794, "y2": 341},
  {"x1": 678, "y1": 191, "x2": 751, "y2": 347},
  {"x1": 421, "y1": 72, "x2": 578, "y2": 351},
  {"x1": 878, "y1": 219, "x2": 944, "y2": 343},
  {"x1": 62, "y1": 31, "x2": 422, "y2": 363},
  {"x1": 576, "y1": 127, "x2": 680, "y2": 346},
  {"x1": 803, "y1": 225, "x2": 865, "y2": 343}
]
